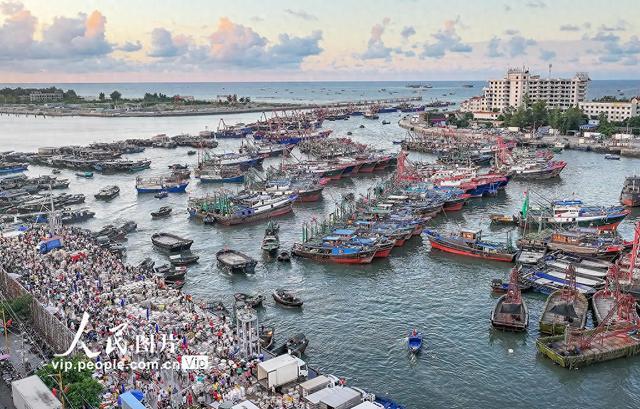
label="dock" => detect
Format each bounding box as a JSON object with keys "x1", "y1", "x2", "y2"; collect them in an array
[{"x1": 536, "y1": 324, "x2": 640, "y2": 369}]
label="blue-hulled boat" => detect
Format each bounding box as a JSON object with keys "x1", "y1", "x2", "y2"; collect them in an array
[
  {"x1": 374, "y1": 395, "x2": 407, "y2": 409},
  {"x1": 0, "y1": 163, "x2": 28, "y2": 174},
  {"x1": 408, "y1": 330, "x2": 423, "y2": 353},
  {"x1": 136, "y1": 176, "x2": 189, "y2": 193}
]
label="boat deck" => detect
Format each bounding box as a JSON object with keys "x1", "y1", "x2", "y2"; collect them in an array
[
  {"x1": 153, "y1": 235, "x2": 186, "y2": 245},
  {"x1": 218, "y1": 252, "x2": 252, "y2": 265},
  {"x1": 537, "y1": 326, "x2": 640, "y2": 368}
]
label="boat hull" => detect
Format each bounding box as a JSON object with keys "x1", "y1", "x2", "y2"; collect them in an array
[{"x1": 215, "y1": 203, "x2": 294, "y2": 226}]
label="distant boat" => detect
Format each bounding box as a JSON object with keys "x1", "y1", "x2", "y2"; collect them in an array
[
  {"x1": 605, "y1": 154, "x2": 621, "y2": 160},
  {"x1": 154, "y1": 191, "x2": 168, "y2": 199},
  {"x1": 424, "y1": 229, "x2": 516, "y2": 262},
  {"x1": 272, "y1": 288, "x2": 303, "y2": 307},
  {"x1": 151, "y1": 233, "x2": 193, "y2": 252},
  {"x1": 491, "y1": 268, "x2": 529, "y2": 331},
  {"x1": 94, "y1": 185, "x2": 120, "y2": 201},
  {"x1": 75, "y1": 171, "x2": 93, "y2": 178},
  {"x1": 168, "y1": 250, "x2": 199, "y2": 266},
  {"x1": 407, "y1": 330, "x2": 423, "y2": 353},
  {"x1": 216, "y1": 249, "x2": 257, "y2": 273},
  {"x1": 151, "y1": 206, "x2": 172, "y2": 218}
]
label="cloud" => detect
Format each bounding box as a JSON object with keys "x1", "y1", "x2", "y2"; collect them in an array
[
  {"x1": 597, "y1": 35, "x2": 640, "y2": 63},
  {"x1": 540, "y1": 49, "x2": 556, "y2": 61},
  {"x1": 592, "y1": 32, "x2": 619, "y2": 42},
  {"x1": 360, "y1": 18, "x2": 392, "y2": 60},
  {"x1": 0, "y1": 1, "x2": 22, "y2": 14},
  {"x1": 504, "y1": 29, "x2": 519, "y2": 35},
  {"x1": 420, "y1": 17, "x2": 472, "y2": 58},
  {"x1": 559, "y1": 24, "x2": 580, "y2": 31},
  {"x1": 250, "y1": 16, "x2": 264, "y2": 23},
  {"x1": 486, "y1": 37, "x2": 503, "y2": 58},
  {"x1": 152, "y1": 17, "x2": 323, "y2": 68},
  {"x1": 148, "y1": 27, "x2": 190, "y2": 57},
  {"x1": 526, "y1": 0, "x2": 546, "y2": 8},
  {"x1": 401, "y1": 26, "x2": 416, "y2": 39},
  {"x1": 504, "y1": 4, "x2": 511, "y2": 11},
  {"x1": 506, "y1": 35, "x2": 536, "y2": 56},
  {"x1": 284, "y1": 9, "x2": 318, "y2": 21},
  {"x1": 599, "y1": 20, "x2": 628, "y2": 32},
  {"x1": 117, "y1": 41, "x2": 142, "y2": 52}
]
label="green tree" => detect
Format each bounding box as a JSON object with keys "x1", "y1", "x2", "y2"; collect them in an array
[
  {"x1": 109, "y1": 90, "x2": 122, "y2": 102},
  {"x1": 531, "y1": 101, "x2": 548, "y2": 127},
  {"x1": 37, "y1": 356, "x2": 103, "y2": 409},
  {"x1": 98, "y1": 92, "x2": 105, "y2": 101},
  {"x1": 597, "y1": 112, "x2": 616, "y2": 137}
]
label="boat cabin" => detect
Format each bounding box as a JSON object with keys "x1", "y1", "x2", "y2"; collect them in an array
[
  {"x1": 550, "y1": 231, "x2": 588, "y2": 245},
  {"x1": 459, "y1": 229, "x2": 481, "y2": 241}
]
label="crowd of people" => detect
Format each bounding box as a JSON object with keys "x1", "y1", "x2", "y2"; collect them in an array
[{"x1": 0, "y1": 226, "x2": 307, "y2": 408}]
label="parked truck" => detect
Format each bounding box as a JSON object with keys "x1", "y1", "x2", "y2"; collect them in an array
[
  {"x1": 257, "y1": 353, "x2": 308, "y2": 389},
  {"x1": 12, "y1": 375, "x2": 62, "y2": 409}
]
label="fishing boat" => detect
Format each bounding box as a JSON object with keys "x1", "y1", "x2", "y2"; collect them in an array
[
  {"x1": 187, "y1": 150, "x2": 197, "y2": 156},
  {"x1": 60, "y1": 210, "x2": 95, "y2": 225},
  {"x1": 154, "y1": 264, "x2": 187, "y2": 283},
  {"x1": 271, "y1": 333, "x2": 309, "y2": 356},
  {"x1": 75, "y1": 171, "x2": 93, "y2": 178},
  {"x1": 491, "y1": 268, "x2": 529, "y2": 331},
  {"x1": 198, "y1": 166, "x2": 245, "y2": 183},
  {"x1": 234, "y1": 293, "x2": 265, "y2": 308},
  {"x1": 490, "y1": 278, "x2": 531, "y2": 294},
  {"x1": 151, "y1": 233, "x2": 193, "y2": 252},
  {"x1": 620, "y1": 176, "x2": 640, "y2": 207},
  {"x1": 94, "y1": 185, "x2": 120, "y2": 201},
  {"x1": 136, "y1": 176, "x2": 189, "y2": 193},
  {"x1": 291, "y1": 241, "x2": 377, "y2": 264},
  {"x1": 545, "y1": 230, "x2": 626, "y2": 261},
  {"x1": 154, "y1": 191, "x2": 168, "y2": 199},
  {"x1": 539, "y1": 265, "x2": 589, "y2": 335},
  {"x1": 592, "y1": 288, "x2": 639, "y2": 325},
  {"x1": 382, "y1": 120, "x2": 391, "y2": 125},
  {"x1": 277, "y1": 250, "x2": 291, "y2": 262},
  {"x1": 169, "y1": 250, "x2": 199, "y2": 266},
  {"x1": 200, "y1": 193, "x2": 297, "y2": 226},
  {"x1": 52, "y1": 169, "x2": 61, "y2": 174},
  {"x1": 151, "y1": 206, "x2": 172, "y2": 218},
  {"x1": 522, "y1": 197, "x2": 630, "y2": 231},
  {"x1": 509, "y1": 160, "x2": 566, "y2": 180},
  {"x1": 0, "y1": 163, "x2": 28, "y2": 174},
  {"x1": 424, "y1": 229, "x2": 516, "y2": 262},
  {"x1": 605, "y1": 154, "x2": 621, "y2": 160},
  {"x1": 216, "y1": 249, "x2": 257, "y2": 273},
  {"x1": 261, "y1": 221, "x2": 280, "y2": 253},
  {"x1": 407, "y1": 330, "x2": 423, "y2": 353},
  {"x1": 490, "y1": 214, "x2": 517, "y2": 224},
  {"x1": 272, "y1": 288, "x2": 303, "y2": 307},
  {"x1": 260, "y1": 326, "x2": 275, "y2": 349}
]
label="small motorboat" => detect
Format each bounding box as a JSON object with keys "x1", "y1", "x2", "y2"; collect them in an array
[
  {"x1": 119, "y1": 220, "x2": 137, "y2": 233},
  {"x1": 154, "y1": 264, "x2": 187, "y2": 282},
  {"x1": 234, "y1": 292, "x2": 265, "y2": 308},
  {"x1": 272, "y1": 288, "x2": 303, "y2": 307},
  {"x1": 52, "y1": 169, "x2": 62, "y2": 174},
  {"x1": 359, "y1": 124, "x2": 365, "y2": 128},
  {"x1": 260, "y1": 326, "x2": 275, "y2": 349},
  {"x1": 154, "y1": 191, "x2": 169, "y2": 199},
  {"x1": 392, "y1": 140, "x2": 403, "y2": 144},
  {"x1": 169, "y1": 250, "x2": 199, "y2": 266},
  {"x1": 382, "y1": 120, "x2": 391, "y2": 125},
  {"x1": 261, "y1": 221, "x2": 280, "y2": 253},
  {"x1": 605, "y1": 154, "x2": 621, "y2": 160},
  {"x1": 277, "y1": 250, "x2": 291, "y2": 262},
  {"x1": 151, "y1": 232, "x2": 193, "y2": 252},
  {"x1": 187, "y1": 150, "x2": 197, "y2": 156},
  {"x1": 94, "y1": 185, "x2": 120, "y2": 201},
  {"x1": 168, "y1": 163, "x2": 188, "y2": 170},
  {"x1": 407, "y1": 329, "x2": 423, "y2": 353},
  {"x1": 216, "y1": 249, "x2": 257, "y2": 274},
  {"x1": 491, "y1": 269, "x2": 529, "y2": 332},
  {"x1": 75, "y1": 171, "x2": 93, "y2": 178},
  {"x1": 347, "y1": 131, "x2": 353, "y2": 136},
  {"x1": 271, "y1": 333, "x2": 309, "y2": 357},
  {"x1": 151, "y1": 206, "x2": 172, "y2": 218}
]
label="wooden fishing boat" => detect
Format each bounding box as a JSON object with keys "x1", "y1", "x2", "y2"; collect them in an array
[
  {"x1": 522, "y1": 199, "x2": 630, "y2": 231},
  {"x1": 169, "y1": 250, "x2": 199, "y2": 266},
  {"x1": 490, "y1": 278, "x2": 531, "y2": 294},
  {"x1": 151, "y1": 233, "x2": 193, "y2": 252},
  {"x1": 260, "y1": 326, "x2": 275, "y2": 349},
  {"x1": 234, "y1": 292, "x2": 265, "y2": 308},
  {"x1": 491, "y1": 268, "x2": 529, "y2": 331},
  {"x1": 620, "y1": 176, "x2": 640, "y2": 207},
  {"x1": 490, "y1": 214, "x2": 517, "y2": 224},
  {"x1": 424, "y1": 229, "x2": 516, "y2": 262},
  {"x1": 216, "y1": 249, "x2": 257, "y2": 273},
  {"x1": 60, "y1": 210, "x2": 95, "y2": 225},
  {"x1": 272, "y1": 288, "x2": 303, "y2": 307},
  {"x1": 154, "y1": 264, "x2": 187, "y2": 282},
  {"x1": 545, "y1": 230, "x2": 625, "y2": 261},
  {"x1": 261, "y1": 221, "x2": 280, "y2": 253},
  {"x1": 291, "y1": 242, "x2": 377, "y2": 264},
  {"x1": 407, "y1": 330, "x2": 423, "y2": 353},
  {"x1": 94, "y1": 185, "x2": 120, "y2": 201},
  {"x1": 151, "y1": 206, "x2": 172, "y2": 218},
  {"x1": 539, "y1": 265, "x2": 589, "y2": 335},
  {"x1": 271, "y1": 333, "x2": 309, "y2": 356}
]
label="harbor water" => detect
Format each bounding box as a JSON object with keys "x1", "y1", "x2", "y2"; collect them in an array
[{"x1": 2, "y1": 86, "x2": 640, "y2": 408}]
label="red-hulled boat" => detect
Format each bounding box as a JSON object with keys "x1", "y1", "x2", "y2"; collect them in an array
[{"x1": 424, "y1": 229, "x2": 516, "y2": 262}]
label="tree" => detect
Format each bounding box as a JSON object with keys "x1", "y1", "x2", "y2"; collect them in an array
[
  {"x1": 531, "y1": 101, "x2": 548, "y2": 128},
  {"x1": 37, "y1": 356, "x2": 103, "y2": 409},
  {"x1": 597, "y1": 112, "x2": 616, "y2": 137},
  {"x1": 63, "y1": 90, "x2": 78, "y2": 101},
  {"x1": 110, "y1": 90, "x2": 122, "y2": 102},
  {"x1": 98, "y1": 92, "x2": 105, "y2": 101}
]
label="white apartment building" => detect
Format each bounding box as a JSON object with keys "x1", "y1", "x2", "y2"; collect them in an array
[
  {"x1": 578, "y1": 98, "x2": 639, "y2": 121},
  {"x1": 29, "y1": 90, "x2": 64, "y2": 102},
  {"x1": 461, "y1": 68, "x2": 590, "y2": 115}
]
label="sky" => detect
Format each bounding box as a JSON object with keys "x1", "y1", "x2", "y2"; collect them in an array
[{"x1": 0, "y1": 0, "x2": 639, "y2": 82}]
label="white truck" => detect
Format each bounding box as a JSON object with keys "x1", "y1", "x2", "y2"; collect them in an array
[
  {"x1": 12, "y1": 376, "x2": 62, "y2": 409},
  {"x1": 257, "y1": 353, "x2": 308, "y2": 389}
]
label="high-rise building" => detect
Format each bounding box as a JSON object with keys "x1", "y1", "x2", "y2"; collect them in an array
[{"x1": 460, "y1": 68, "x2": 589, "y2": 114}]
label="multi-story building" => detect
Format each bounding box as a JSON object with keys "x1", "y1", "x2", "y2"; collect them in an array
[
  {"x1": 460, "y1": 68, "x2": 590, "y2": 116},
  {"x1": 578, "y1": 98, "x2": 639, "y2": 122},
  {"x1": 29, "y1": 90, "x2": 64, "y2": 102}
]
